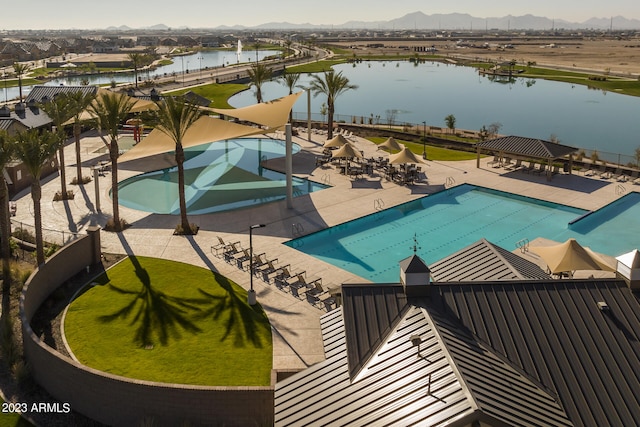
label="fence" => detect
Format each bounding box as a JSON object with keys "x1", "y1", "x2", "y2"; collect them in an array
[{"x1": 11, "y1": 219, "x2": 79, "y2": 247}]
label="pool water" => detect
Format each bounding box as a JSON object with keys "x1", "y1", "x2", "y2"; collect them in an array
[
  {"x1": 118, "y1": 138, "x2": 328, "y2": 214},
  {"x1": 286, "y1": 185, "x2": 640, "y2": 283}
]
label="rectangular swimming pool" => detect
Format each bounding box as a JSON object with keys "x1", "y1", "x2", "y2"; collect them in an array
[{"x1": 285, "y1": 184, "x2": 639, "y2": 283}]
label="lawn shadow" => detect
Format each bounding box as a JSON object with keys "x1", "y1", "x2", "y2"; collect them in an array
[{"x1": 97, "y1": 254, "x2": 207, "y2": 348}]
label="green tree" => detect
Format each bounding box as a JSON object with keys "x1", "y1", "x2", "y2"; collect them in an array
[
  {"x1": 88, "y1": 92, "x2": 136, "y2": 231},
  {"x1": 635, "y1": 146, "x2": 640, "y2": 168},
  {"x1": 66, "y1": 90, "x2": 97, "y2": 183},
  {"x1": 247, "y1": 63, "x2": 272, "y2": 104},
  {"x1": 153, "y1": 96, "x2": 202, "y2": 234},
  {"x1": 0, "y1": 131, "x2": 15, "y2": 290},
  {"x1": 279, "y1": 70, "x2": 301, "y2": 123},
  {"x1": 39, "y1": 95, "x2": 74, "y2": 199},
  {"x1": 13, "y1": 129, "x2": 59, "y2": 265},
  {"x1": 127, "y1": 52, "x2": 145, "y2": 89},
  {"x1": 445, "y1": 114, "x2": 456, "y2": 134},
  {"x1": 12, "y1": 62, "x2": 31, "y2": 103},
  {"x1": 309, "y1": 70, "x2": 358, "y2": 139}
]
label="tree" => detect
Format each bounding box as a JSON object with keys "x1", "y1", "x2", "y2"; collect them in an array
[
  {"x1": 280, "y1": 70, "x2": 301, "y2": 123},
  {"x1": 445, "y1": 114, "x2": 456, "y2": 134},
  {"x1": 127, "y1": 53, "x2": 145, "y2": 89},
  {"x1": 0, "y1": 131, "x2": 15, "y2": 290},
  {"x1": 634, "y1": 146, "x2": 640, "y2": 168},
  {"x1": 88, "y1": 91, "x2": 136, "y2": 231},
  {"x1": 12, "y1": 62, "x2": 31, "y2": 103},
  {"x1": 487, "y1": 122, "x2": 503, "y2": 139},
  {"x1": 39, "y1": 94, "x2": 74, "y2": 199},
  {"x1": 13, "y1": 129, "x2": 59, "y2": 265},
  {"x1": 309, "y1": 70, "x2": 358, "y2": 139},
  {"x1": 152, "y1": 96, "x2": 202, "y2": 234},
  {"x1": 66, "y1": 90, "x2": 97, "y2": 184},
  {"x1": 247, "y1": 63, "x2": 272, "y2": 104}
]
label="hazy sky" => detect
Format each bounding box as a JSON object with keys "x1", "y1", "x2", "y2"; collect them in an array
[{"x1": 2, "y1": 0, "x2": 639, "y2": 30}]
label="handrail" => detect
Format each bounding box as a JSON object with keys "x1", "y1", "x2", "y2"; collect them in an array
[
  {"x1": 516, "y1": 238, "x2": 530, "y2": 253},
  {"x1": 374, "y1": 198, "x2": 385, "y2": 211},
  {"x1": 445, "y1": 176, "x2": 456, "y2": 188},
  {"x1": 292, "y1": 222, "x2": 305, "y2": 237},
  {"x1": 616, "y1": 184, "x2": 626, "y2": 196}
]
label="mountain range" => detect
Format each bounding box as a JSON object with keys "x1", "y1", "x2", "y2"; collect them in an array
[{"x1": 108, "y1": 12, "x2": 640, "y2": 32}]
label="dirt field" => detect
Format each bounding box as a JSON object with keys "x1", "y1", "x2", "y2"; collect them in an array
[{"x1": 332, "y1": 37, "x2": 640, "y2": 78}]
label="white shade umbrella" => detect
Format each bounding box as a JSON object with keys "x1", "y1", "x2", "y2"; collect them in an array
[
  {"x1": 389, "y1": 146, "x2": 424, "y2": 165},
  {"x1": 331, "y1": 142, "x2": 363, "y2": 159},
  {"x1": 323, "y1": 134, "x2": 350, "y2": 148},
  {"x1": 530, "y1": 238, "x2": 615, "y2": 275},
  {"x1": 379, "y1": 137, "x2": 403, "y2": 152}
]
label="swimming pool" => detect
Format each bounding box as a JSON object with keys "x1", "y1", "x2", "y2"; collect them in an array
[
  {"x1": 118, "y1": 138, "x2": 328, "y2": 214},
  {"x1": 285, "y1": 184, "x2": 640, "y2": 283}
]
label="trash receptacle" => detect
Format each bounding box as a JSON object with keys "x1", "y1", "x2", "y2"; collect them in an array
[{"x1": 563, "y1": 163, "x2": 570, "y2": 173}]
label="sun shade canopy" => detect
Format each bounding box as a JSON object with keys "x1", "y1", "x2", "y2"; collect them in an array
[
  {"x1": 210, "y1": 92, "x2": 303, "y2": 130},
  {"x1": 530, "y1": 238, "x2": 615, "y2": 274},
  {"x1": 389, "y1": 146, "x2": 425, "y2": 164},
  {"x1": 331, "y1": 142, "x2": 363, "y2": 159},
  {"x1": 378, "y1": 136, "x2": 403, "y2": 152},
  {"x1": 323, "y1": 134, "x2": 349, "y2": 148}
]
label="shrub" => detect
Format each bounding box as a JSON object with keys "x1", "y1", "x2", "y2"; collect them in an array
[
  {"x1": 53, "y1": 190, "x2": 75, "y2": 201},
  {"x1": 174, "y1": 223, "x2": 199, "y2": 235},
  {"x1": 104, "y1": 218, "x2": 130, "y2": 232},
  {"x1": 71, "y1": 176, "x2": 92, "y2": 185},
  {"x1": 12, "y1": 228, "x2": 35, "y2": 244}
]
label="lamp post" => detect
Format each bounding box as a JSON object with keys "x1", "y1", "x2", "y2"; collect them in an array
[
  {"x1": 248, "y1": 224, "x2": 266, "y2": 305},
  {"x1": 197, "y1": 55, "x2": 203, "y2": 79},
  {"x1": 180, "y1": 56, "x2": 185, "y2": 86},
  {"x1": 422, "y1": 121, "x2": 427, "y2": 159}
]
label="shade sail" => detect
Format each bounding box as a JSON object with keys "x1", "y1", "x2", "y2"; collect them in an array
[
  {"x1": 69, "y1": 88, "x2": 158, "y2": 124},
  {"x1": 119, "y1": 116, "x2": 263, "y2": 162},
  {"x1": 331, "y1": 142, "x2": 363, "y2": 159},
  {"x1": 210, "y1": 92, "x2": 303, "y2": 130},
  {"x1": 530, "y1": 238, "x2": 615, "y2": 274},
  {"x1": 379, "y1": 137, "x2": 403, "y2": 152},
  {"x1": 389, "y1": 146, "x2": 424, "y2": 165},
  {"x1": 323, "y1": 134, "x2": 349, "y2": 148}
]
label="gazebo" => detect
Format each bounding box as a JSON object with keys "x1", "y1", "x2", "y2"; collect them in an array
[{"x1": 476, "y1": 136, "x2": 578, "y2": 180}]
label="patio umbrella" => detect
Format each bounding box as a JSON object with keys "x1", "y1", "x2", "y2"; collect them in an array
[
  {"x1": 389, "y1": 146, "x2": 425, "y2": 165},
  {"x1": 323, "y1": 134, "x2": 349, "y2": 148},
  {"x1": 331, "y1": 142, "x2": 363, "y2": 176},
  {"x1": 378, "y1": 137, "x2": 403, "y2": 152},
  {"x1": 530, "y1": 238, "x2": 615, "y2": 275}
]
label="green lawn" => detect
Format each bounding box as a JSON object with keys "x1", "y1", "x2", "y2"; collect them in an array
[
  {"x1": 368, "y1": 137, "x2": 479, "y2": 161},
  {"x1": 64, "y1": 256, "x2": 272, "y2": 386},
  {"x1": 166, "y1": 83, "x2": 248, "y2": 109}
]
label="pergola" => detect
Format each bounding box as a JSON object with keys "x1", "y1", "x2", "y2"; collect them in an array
[{"x1": 476, "y1": 136, "x2": 578, "y2": 180}]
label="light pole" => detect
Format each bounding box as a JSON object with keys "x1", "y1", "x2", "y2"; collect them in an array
[
  {"x1": 422, "y1": 121, "x2": 427, "y2": 159},
  {"x1": 180, "y1": 56, "x2": 185, "y2": 86},
  {"x1": 197, "y1": 55, "x2": 203, "y2": 79},
  {"x1": 248, "y1": 224, "x2": 266, "y2": 305}
]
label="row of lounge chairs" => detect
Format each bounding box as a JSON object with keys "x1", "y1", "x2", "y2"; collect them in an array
[
  {"x1": 581, "y1": 165, "x2": 640, "y2": 183},
  {"x1": 210, "y1": 236, "x2": 337, "y2": 311}
]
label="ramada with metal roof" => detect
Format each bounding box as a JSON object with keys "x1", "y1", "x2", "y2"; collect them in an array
[{"x1": 275, "y1": 242, "x2": 640, "y2": 426}]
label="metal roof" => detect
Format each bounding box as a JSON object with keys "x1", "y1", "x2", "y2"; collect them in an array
[
  {"x1": 24, "y1": 85, "x2": 98, "y2": 103},
  {"x1": 436, "y1": 279, "x2": 640, "y2": 427},
  {"x1": 430, "y1": 238, "x2": 551, "y2": 282},
  {"x1": 477, "y1": 136, "x2": 577, "y2": 159}
]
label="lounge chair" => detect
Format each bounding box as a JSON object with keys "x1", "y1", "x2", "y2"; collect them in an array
[
  {"x1": 551, "y1": 165, "x2": 561, "y2": 175},
  {"x1": 305, "y1": 281, "x2": 336, "y2": 311},
  {"x1": 286, "y1": 274, "x2": 321, "y2": 298},
  {"x1": 504, "y1": 159, "x2": 521, "y2": 171},
  {"x1": 521, "y1": 161, "x2": 535, "y2": 173},
  {"x1": 533, "y1": 163, "x2": 546, "y2": 175},
  {"x1": 245, "y1": 253, "x2": 268, "y2": 273},
  {"x1": 222, "y1": 242, "x2": 243, "y2": 263},
  {"x1": 612, "y1": 168, "x2": 628, "y2": 182},
  {"x1": 273, "y1": 266, "x2": 302, "y2": 290},
  {"x1": 597, "y1": 165, "x2": 612, "y2": 179},
  {"x1": 258, "y1": 260, "x2": 282, "y2": 282},
  {"x1": 501, "y1": 157, "x2": 513, "y2": 168},
  {"x1": 211, "y1": 236, "x2": 241, "y2": 258},
  {"x1": 487, "y1": 155, "x2": 500, "y2": 167},
  {"x1": 629, "y1": 170, "x2": 640, "y2": 184}
]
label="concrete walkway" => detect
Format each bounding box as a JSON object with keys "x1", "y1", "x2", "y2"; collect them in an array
[{"x1": 11, "y1": 130, "x2": 631, "y2": 371}]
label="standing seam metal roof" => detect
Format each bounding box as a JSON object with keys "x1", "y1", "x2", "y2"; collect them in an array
[{"x1": 477, "y1": 136, "x2": 577, "y2": 159}]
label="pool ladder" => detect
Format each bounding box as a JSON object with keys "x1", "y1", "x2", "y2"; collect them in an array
[
  {"x1": 292, "y1": 222, "x2": 305, "y2": 237},
  {"x1": 616, "y1": 184, "x2": 626, "y2": 196},
  {"x1": 321, "y1": 174, "x2": 331, "y2": 185},
  {"x1": 445, "y1": 176, "x2": 456, "y2": 189},
  {"x1": 374, "y1": 198, "x2": 385, "y2": 211},
  {"x1": 516, "y1": 238, "x2": 530, "y2": 254}
]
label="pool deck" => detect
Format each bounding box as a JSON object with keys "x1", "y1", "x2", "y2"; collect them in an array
[{"x1": 11, "y1": 130, "x2": 632, "y2": 373}]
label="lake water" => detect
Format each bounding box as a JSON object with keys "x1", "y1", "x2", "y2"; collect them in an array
[{"x1": 229, "y1": 61, "x2": 640, "y2": 160}]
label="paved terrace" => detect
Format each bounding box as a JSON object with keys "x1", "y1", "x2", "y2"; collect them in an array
[{"x1": 11, "y1": 130, "x2": 630, "y2": 371}]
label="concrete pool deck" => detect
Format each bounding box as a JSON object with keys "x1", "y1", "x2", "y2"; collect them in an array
[{"x1": 11, "y1": 130, "x2": 630, "y2": 371}]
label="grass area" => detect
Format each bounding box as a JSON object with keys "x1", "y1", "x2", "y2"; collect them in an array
[
  {"x1": 0, "y1": 399, "x2": 32, "y2": 427},
  {"x1": 367, "y1": 137, "x2": 479, "y2": 161},
  {"x1": 167, "y1": 82, "x2": 248, "y2": 109},
  {"x1": 64, "y1": 256, "x2": 273, "y2": 386},
  {"x1": 285, "y1": 59, "x2": 346, "y2": 74}
]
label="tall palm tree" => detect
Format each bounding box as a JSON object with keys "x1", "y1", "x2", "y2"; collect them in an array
[
  {"x1": 153, "y1": 96, "x2": 202, "y2": 234},
  {"x1": 247, "y1": 63, "x2": 272, "y2": 104},
  {"x1": 0, "y1": 131, "x2": 15, "y2": 289},
  {"x1": 39, "y1": 95, "x2": 73, "y2": 198},
  {"x1": 88, "y1": 92, "x2": 136, "y2": 231},
  {"x1": 66, "y1": 90, "x2": 97, "y2": 183},
  {"x1": 12, "y1": 62, "x2": 31, "y2": 103},
  {"x1": 309, "y1": 70, "x2": 358, "y2": 139},
  {"x1": 280, "y1": 71, "x2": 301, "y2": 123},
  {"x1": 13, "y1": 129, "x2": 59, "y2": 265},
  {"x1": 127, "y1": 53, "x2": 145, "y2": 89}
]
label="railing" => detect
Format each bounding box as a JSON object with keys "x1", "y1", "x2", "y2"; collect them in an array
[
  {"x1": 445, "y1": 176, "x2": 456, "y2": 188},
  {"x1": 616, "y1": 184, "x2": 627, "y2": 196},
  {"x1": 321, "y1": 174, "x2": 331, "y2": 185},
  {"x1": 516, "y1": 238, "x2": 530, "y2": 254},
  {"x1": 11, "y1": 219, "x2": 79, "y2": 247},
  {"x1": 292, "y1": 222, "x2": 305, "y2": 237},
  {"x1": 374, "y1": 198, "x2": 385, "y2": 211}
]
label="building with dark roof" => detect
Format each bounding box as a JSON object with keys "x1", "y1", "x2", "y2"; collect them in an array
[{"x1": 275, "y1": 241, "x2": 640, "y2": 426}]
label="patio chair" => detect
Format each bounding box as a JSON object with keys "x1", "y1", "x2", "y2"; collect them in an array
[
  {"x1": 245, "y1": 253, "x2": 268, "y2": 273},
  {"x1": 487, "y1": 155, "x2": 500, "y2": 167},
  {"x1": 287, "y1": 274, "x2": 320, "y2": 298},
  {"x1": 211, "y1": 236, "x2": 241, "y2": 258},
  {"x1": 630, "y1": 170, "x2": 640, "y2": 184},
  {"x1": 612, "y1": 168, "x2": 628, "y2": 182},
  {"x1": 520, "y1": 161, "x2": 535, "y2": 173},
  {"x1": 504, "y1": 158, "x2": 521, "y2": 171},
  {"x1": 305, "y1": 281, "x2": 336, "y2": 311},
  {"x1": 551, "y1": 165, "x2": 561, "y2": 175},
  {"x1": 501, "y1": 157, "x2": 513, "y2": 168},
  {"x1": 533, "y1": 163, "x2": 546, "y2": 175},
  {"x1": 222, "y1": 242, "x2": 243, "y2": 263},
  {"x1": 257, "y1": 260, "x2": 282, "y2": 282},
  {"x1": 273, "y1": 266, "x2": 302, "y2": 290}
]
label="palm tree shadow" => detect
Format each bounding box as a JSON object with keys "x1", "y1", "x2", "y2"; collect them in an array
[
  {"x1": 195, "y1": 275, "x2": 267, "y2": 349},
  {"x1": 97, "y1": 256, "x2": 207, "y2": 347}
]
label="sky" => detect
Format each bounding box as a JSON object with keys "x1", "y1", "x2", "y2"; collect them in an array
[{"x1": 1, "y1": 0, "x2": 639, "y2": 30}]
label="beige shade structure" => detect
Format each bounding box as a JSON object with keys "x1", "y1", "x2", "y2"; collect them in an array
[
  {"x1": 530, "y1": 238, "x2": 615, "y2": 275},
  {"x1": 331, "y1": 142, "x2": 363, "y2": 159},
  {"x1": 323, "y1": 134, "x2": 349, "y2": 148},
  {"x1": 66, "y1": 88, "x2": 158, "y2": 124},
  {"x1": 210, "y1": 92, "x2": 303, "y2": 130},
  {"x1": 378, "y1": 137, "x2": 404, "y2": 152},
  {"x1": 389, "y1": 146, "x2": 425, "y2": 165},
  {"x1": 119, "y1": 115, "x2": 263, "y2": 163}
]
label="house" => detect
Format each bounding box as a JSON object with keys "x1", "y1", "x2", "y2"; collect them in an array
[{"x1": 275, "y1": 240, "x2": 640, "y2": 426}]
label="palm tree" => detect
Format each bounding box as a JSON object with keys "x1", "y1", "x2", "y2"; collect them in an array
[
  {"x1": 13, "y1": 129, "x2": 59, "y2": 265},
  {"x1": 445, "y1": 114, "x2": 456, "y2": 134},
  {"x1": 247, "y1": 63, "x2": 272, "y2": 104},
  {"x1": 309, "y1": 70, "x2": 358, "y2": 139},
  {"x1": 0, "y1": 131, "x2": 15, "y2": 288},
  {"x1": 12, "y1": 62, "x2": 31, "y2": 103},
  {"x1": 152, "y1": 97, "x2": 202, "y2": 234},
  {"x1": 127, "y1": 53, "x2": 145, "y2": 89},
  {"x1": 88, "y1": 91, "x2": 136, "y2": 231},
  {"x1": 66, "y1": 90, "x2": 97, "y2": 184},
  {"x1": 39, "y1": 95, "x2": 73, "y2": 199},
  {"x1": 280, "y1": 71, "x2": 301, "y2": 123}
]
